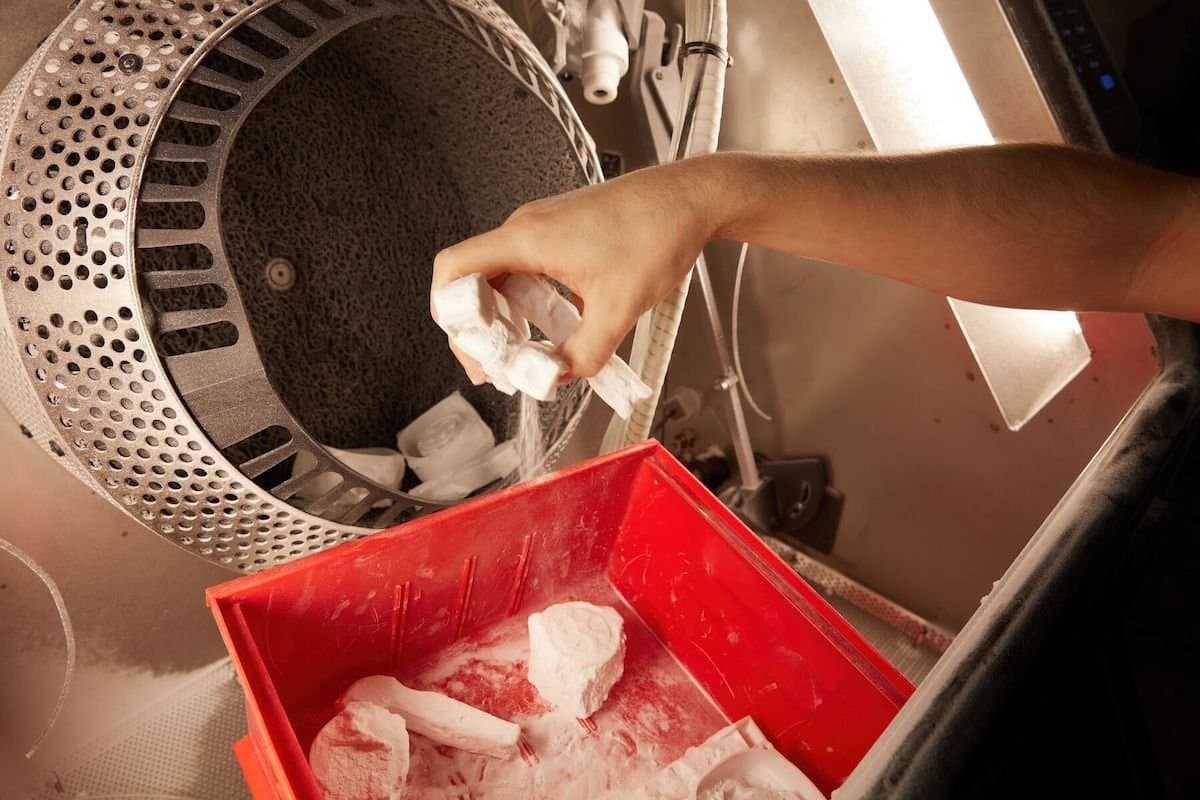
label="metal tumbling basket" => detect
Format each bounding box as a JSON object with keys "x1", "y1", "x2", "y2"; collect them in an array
[{"x1": 0, "y1": 0, "x2": 599, "y2": 570}]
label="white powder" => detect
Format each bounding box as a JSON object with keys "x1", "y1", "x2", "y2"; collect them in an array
[
  {"x1": 626, "y1": 720, "x2": 826, "y2": 800},
  {"x1": 527, "y1": 602, "x2": 625, "y2": 719},
  {"x1": 699, "y1": 779, "x2": 805, "y2": 800},
  {"x1": 514, "y1": 392, "x2": 545, "y2": 482}
]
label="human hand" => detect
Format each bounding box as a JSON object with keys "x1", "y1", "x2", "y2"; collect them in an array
[{"x1": 431, "y1": 158, "x2": 723, "y2": 379}]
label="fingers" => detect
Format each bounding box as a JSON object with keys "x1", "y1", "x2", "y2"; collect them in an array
[
  {"x1": 433, "y1": 228, "x2": 513, "y2": 289},
  {"x1": 557, "y1": 306, "x2": 631, "y2": 378},
  {"x1": 448, "y1": 337, "x2": 487, "y2": 385}
]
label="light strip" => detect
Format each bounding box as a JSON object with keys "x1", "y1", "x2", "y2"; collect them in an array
[{"x1": 807, "y1": 0, "x2": 1090, "y2": 429}]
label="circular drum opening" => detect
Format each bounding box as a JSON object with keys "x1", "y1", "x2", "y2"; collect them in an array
[
  {"x1": 137, "y1": 1, "x2": 595, "y2": 526},
  {"x1": 221, "y1": 12, "x2": 587, "y2": 447}
]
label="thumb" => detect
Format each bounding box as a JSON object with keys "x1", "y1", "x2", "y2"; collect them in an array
[{"x1": 557, "y1": 307, "x2": 629, "y2": 379}]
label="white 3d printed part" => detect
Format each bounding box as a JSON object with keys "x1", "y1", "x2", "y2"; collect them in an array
[
  {"x1": 395, "y1": 392, "x2": 496, "y2": 483},
  {"x1": 527, "y1": 601, "x2": 626, "y2": 719},
  {"x1": 341, "y1": 675, "x2": 520, "y2": 758},
  {"x1": 433, "y1": 275, "x2": 571, "y2": 401},
  {"x1": 432, "y1": 272, "x2": 497, "y2": 333},
  {"x1": 452, "y1": 318, "x2": 527, "y2": 395},
  {"x1": 410, "y1": 440, "x2": 521, "y2": 501},
  {"x1": 309, "y1": 700, "x2": 410, "y2": 800},
  {"x1": 619, "y1": 717, "x2": 825, "y2": 800},
  {"x1": 501, "y1": 274, "x2": 651, "y2": 419},
  {"x1": 507, "y1": 341, "x2": 566, "y2": 402}
]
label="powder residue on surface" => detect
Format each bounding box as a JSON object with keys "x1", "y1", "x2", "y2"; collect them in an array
[{"x1": 393, "y1": 573, "x2": 729, "y2": 798}]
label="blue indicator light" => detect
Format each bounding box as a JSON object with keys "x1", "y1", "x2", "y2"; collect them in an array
[{"x1": 1099, "y1": 73, "x2": 1116, "y2": 90}]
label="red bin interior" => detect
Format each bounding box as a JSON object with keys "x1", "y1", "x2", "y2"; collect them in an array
[{"x1": 207, "y1": 442, "x2": 912, "y2": 798}]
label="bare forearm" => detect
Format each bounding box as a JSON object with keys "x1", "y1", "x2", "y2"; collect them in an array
[
  {"x1": 687, "y1": 145, "x2": 1200, "y2": 319},
  {"x1": 433, "y1": 142, "x2": 1200, "y2": 380}
]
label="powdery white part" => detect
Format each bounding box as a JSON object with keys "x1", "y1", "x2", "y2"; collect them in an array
[
  {"x1": 527, "y1": 601, "x2": 625, "y2": 719},
  {"x1": 501, "y1": 273, "x2": 582, "y2": 342},
  {"x1": 501, "y1": 274, "x2": 651, "y2": 419},
  {"x1": 410, "y1": 439, "x2": 520, "y2": 501},
  {"x1": 330, "y1": 447, "x2": 406, "y2": 490},
  {"x1": 399, "y1": 574, "x2": 730, "y2": 798},
  {"x1": 621, "y1": 717, "x2": 764, "y2": 800},
  {"x1": 621, "y1": 717, "x2": 824, "y2": 800},
  {"x1": 308, "y1": 701, "x2": 410, "y2": 800},
  {"x1": 341, "y1": 675, "x2": 520, "y2": 758},
  {"x1": 505, "y1": 342, "x2": 566, "y2": 402},
  {"x1": 434, "y1": 276, "x2": 537, "y2": 397},
  {"x1": 699, "y1": 778, "x2": 806, "y2": 800},
  {"x1": 698, "y1": 749, "x2": 826, "y2": 800},
  {"x1": 590, "y1": 354, "x2": 654, "y2": 419},
  {"x1": 495, "y1": 290, "x2": 531, "y2": 340},
  {"x1": 396, "y1": 392, "x2": 495, "y2": 483},
  {"x1": 432, "y1": 273, "x2": 497, "y2": 334},
  {"x1": 453, "y1": 318, "x2": 524, "y2": 394}
]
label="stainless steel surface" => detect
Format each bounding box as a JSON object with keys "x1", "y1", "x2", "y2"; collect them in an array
[
  {"x1": 0, "y1": 0, "x2": 597, "y2": 571},
  {"x1": 765, "y1": 536, "x2": 945, "y2": 685},
  {"x1": 841, "y1": 317, "x2": 1198, "y2": 798},
  {"x1": 28, "y1": 660, "x2": 250, "y2": 800}
]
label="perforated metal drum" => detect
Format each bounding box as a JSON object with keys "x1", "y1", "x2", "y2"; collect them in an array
[{"x1": 0, "y1": 0, "x2": 598, "y2": 570}]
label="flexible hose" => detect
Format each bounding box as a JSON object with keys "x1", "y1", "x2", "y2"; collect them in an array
[
  {"x1": 732, "y1": 242, "x2": 772, "y2": 421},
  {"x1": 0, "y1": 537, "x2": 75, "y2": 759},
  {"x1": 603, "y1": 0, "x2": 728, "y2": 451}
]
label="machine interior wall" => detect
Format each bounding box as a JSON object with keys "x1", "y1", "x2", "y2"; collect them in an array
[{"x1": 570, "y1": 0, "x2": 1160, "y2": 630}]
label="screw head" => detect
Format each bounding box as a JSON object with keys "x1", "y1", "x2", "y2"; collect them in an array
[
  {"x1": 265, "y1": 257, "x2": 296, "y2": 291},
  {"x1": 117, "y1": 54, "x2": 143, "y2": 75}
]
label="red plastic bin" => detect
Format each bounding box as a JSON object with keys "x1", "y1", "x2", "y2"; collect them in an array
[{"x1": 207, "y1": 442, "x2": 912, "y2": 799}]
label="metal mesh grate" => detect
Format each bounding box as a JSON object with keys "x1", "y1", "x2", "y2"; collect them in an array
[
  {"x1": 0, "y1": 0, "x2": 599, "y2": 571},
  {"x1": 763, "y1": 536, "x2": 950, "y2": 684},
  {"x1": 29, "y1": 659, "x2": 249, "y2": 800}
]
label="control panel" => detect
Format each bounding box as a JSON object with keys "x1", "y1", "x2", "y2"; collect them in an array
[{"x1": 1041, "y1": 0, "x2": 1142, "y2": 156}]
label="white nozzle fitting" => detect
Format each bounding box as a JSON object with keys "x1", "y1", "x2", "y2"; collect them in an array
[{"x1": 581, "y1": 0, "x2": 629, "y2": 105}]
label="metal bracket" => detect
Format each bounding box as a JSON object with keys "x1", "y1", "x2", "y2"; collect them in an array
[
  {"x1": 629, "y1": 11, "x2": 683, "y2": 164},
  {"x1": 722, "y1": 456, "x2": 844, "y2": 554},
  {"x1": 615, "y1": 0, "x2": 646, "y2": 50}
]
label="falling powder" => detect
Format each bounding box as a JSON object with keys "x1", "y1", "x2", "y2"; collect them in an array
[{"x1": 514, "y1": 393, "x2": 545, "y2": 482}]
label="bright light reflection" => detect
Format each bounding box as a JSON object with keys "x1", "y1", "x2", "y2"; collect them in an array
[{"x1": 808, "y1": 0, "x2": 1091, "y2": 429}]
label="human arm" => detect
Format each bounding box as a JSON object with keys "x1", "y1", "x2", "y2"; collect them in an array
[{"x1": 432, "y1": 144, "x2": 1200, "y2": 379}]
